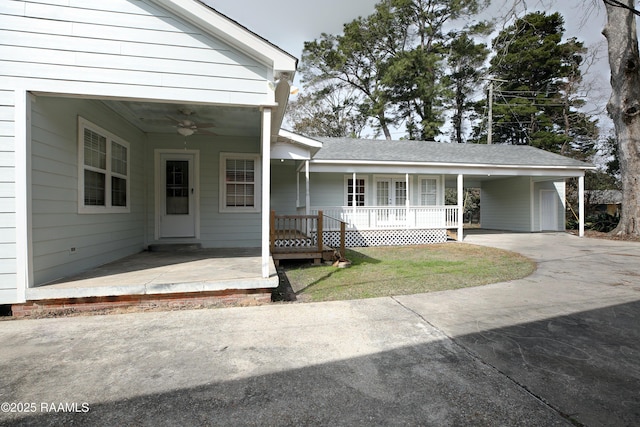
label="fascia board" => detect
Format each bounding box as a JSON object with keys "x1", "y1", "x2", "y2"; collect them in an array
[
  {"x1": 309, "y1": 159, "x2": 596, "y2": 171},
  {"x1": 152, "y1": 0, "x2": 298, "y2": 72},
  {"x1": 307, "y1": 161, "x2": 593, "y2": 177},
  {"x1": 278, "y1": 129, "x2": 323, "y2": 149}
]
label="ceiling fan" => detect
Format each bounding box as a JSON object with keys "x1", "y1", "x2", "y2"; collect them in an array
[{"x1": 166, "y1": 108, "x2": 216, "y2": 136}]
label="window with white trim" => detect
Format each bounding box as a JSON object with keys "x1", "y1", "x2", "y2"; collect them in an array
[
  {"x1": 78, "y1": 117, "x2": 130, "y2": 213},
  {"x1": 220, "y1": 153, "x2": 261, "y2": 213},
  {"x1": 420, "y1": 178, "x2": 438, "y2": 206},
  {"x1": 345, "y1": 177, "x2": 366, "y2": 206}
]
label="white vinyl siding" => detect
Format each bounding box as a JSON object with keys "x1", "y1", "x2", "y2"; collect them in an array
[
  {"x1": 307, "y1": 173, "x2": 354, "y2": 207},
  {"x1": 0, "y1": 1, "x2": 271, "y2": 106},
  {"x1": 31, "y1": 97, "x2": 145, "y2": 286},
  {"x1": 481, "y1": 177, "x2": 533, "y2": 232},
  {"x1": 306, "y1": 173, "x2": 446, "y2": 208},
  {"x1": 0, "y1": 90, "x2": 17, "y2": 300},
  {"x1": 270, "y1": 162, "x2": 298, "y2": 215}
]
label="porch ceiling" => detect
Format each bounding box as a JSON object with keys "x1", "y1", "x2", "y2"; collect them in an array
[{"x1": 102, "y1": 99, "x2": 262, "y2": 137}]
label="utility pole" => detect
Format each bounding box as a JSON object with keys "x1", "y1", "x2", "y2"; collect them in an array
[
  {"x1": 483, "y1": 78, "x2": 507, "y2": 145},
  {"x1": 487, "y1": 81, "x2": 493, "y2": 145}
]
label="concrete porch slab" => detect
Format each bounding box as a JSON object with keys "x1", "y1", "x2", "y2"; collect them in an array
[{"x1": 26, "y1": 248, "x2": 278, "y2": 301}]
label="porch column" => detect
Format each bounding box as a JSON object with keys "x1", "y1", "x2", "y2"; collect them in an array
[
  {"x1": 352, "y1": 172, "x2": 357, "y2": 218},
  {"x1": 15, "y1": 90, "x2": 32, "y2": 303},
  {"x1": 305, "y1": 160, "x2": 311, "y2": 215},
  {"x1": 457, "y1": 174, "x2": 464, "y2": 241},
  {"x1": 406, "y1": 173, "x2": 411, "y2": 227},
  {"x1": 261, "y1": 107, "x2": 272, "y2": 278},
  {"x1": 296, "y1": 168, "x2": 300, "y2": 209},
  {"x1": 579, "y1": 174, "x2": 585, "y2": 237}
]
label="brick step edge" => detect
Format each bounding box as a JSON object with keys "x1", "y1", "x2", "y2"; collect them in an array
[{"x1": 10, "y1": 289, "x2": 273, "y2": 318}]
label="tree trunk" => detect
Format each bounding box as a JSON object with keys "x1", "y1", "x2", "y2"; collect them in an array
[
  {"x1": 454, "y1": 82, "x2": 464, "y2": 144},
  {"x1": 378, "y1": 114, "x2": 392, "y2": 140},
  {"x1": 603, "y1": 0, "x2": 640, "y2": 237},
  {"x1": 561, "y1": 102, "x2": 570, "y2": 155},
  {"x1": 376, "y1": 109, "x2": 392, "y2": 140}
]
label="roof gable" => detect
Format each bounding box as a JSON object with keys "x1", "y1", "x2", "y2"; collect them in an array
[
  {"x1": 1, "y1": 0, "x2": 297, "y2": 106},
  {"x1": 152, "y1": 0, "x2": 297, "y2": 75}
]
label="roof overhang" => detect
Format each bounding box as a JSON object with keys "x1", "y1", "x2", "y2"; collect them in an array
[
  {"x1": 152, "y1": 0, "x2": 298, "y2": 75},
  {"x1": 307, "y1": 159, "x2": 595, "y2": 177},
  {"x1": 151, "y1": 1, "x2": 298, "y2": 138},
  {"x1": 271, "y1": 130, "x2": 323, "y2": 160}
]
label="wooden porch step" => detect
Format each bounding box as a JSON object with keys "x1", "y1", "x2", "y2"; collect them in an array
[
  {"x1": 270, "y1": 210, "x2": 345, "y2": 266},
  {"x1": 271, "y1": 245, "x2": 335, "y2": 266}
]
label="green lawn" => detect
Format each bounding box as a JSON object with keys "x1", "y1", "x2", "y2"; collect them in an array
[{"x1": 283, "y1": 243, "x2": 536, "y2": 302}]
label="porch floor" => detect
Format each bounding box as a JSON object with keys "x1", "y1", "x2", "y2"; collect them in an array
[{"x1": 26, "y1": 248, "x2": 278, "y2": 301}]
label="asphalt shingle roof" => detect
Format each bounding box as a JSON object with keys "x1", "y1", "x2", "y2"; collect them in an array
[{"x1": 313, "y1": 138, "x2": 594, "y2": 169}]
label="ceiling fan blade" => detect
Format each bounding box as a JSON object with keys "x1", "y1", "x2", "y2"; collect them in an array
[
  {"x1": 195, "y1": 122, "x2": 216, "y2": 128},
  {"x1": 165, "y1": 115, "x2": 182, "y2": 124},
  {"x1": 197, "y1": 129, "x2": 218, "y2": 136}
]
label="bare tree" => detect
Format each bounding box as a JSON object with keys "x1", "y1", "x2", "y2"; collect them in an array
[{"x1": 602, "y1": 0, "x2": 640, "y2": 236}]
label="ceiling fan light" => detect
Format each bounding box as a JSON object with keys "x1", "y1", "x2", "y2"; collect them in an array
[{"x1": 177, "y1": 127, "x2": 195, "y2": 137}]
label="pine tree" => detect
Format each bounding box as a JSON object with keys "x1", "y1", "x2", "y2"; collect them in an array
[{"x1": 486, "y1": 12, "x2": 598, "y2": 156}]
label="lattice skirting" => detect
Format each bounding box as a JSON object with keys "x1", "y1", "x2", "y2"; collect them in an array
[
  {"x1": 274, "y1": 237, "x2": 314, "y2": 248},
  {"x1": 314, "y1": 229, "x2": 447, "y2": 248}
]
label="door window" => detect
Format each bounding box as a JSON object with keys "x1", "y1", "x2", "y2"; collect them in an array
[{"x1": 165, "y1": 160, "x2": 189, "y2": 215}]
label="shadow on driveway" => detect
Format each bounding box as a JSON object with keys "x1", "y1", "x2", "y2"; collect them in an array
[{"x1": 2, "y1": 300, "x2": 639, "y2": 426}]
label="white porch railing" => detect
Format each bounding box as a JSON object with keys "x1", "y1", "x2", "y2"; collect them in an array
[{"x1": 306, "y1": 206, "x2": 460, "y2": 231}]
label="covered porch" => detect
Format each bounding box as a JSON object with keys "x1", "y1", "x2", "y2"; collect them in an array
[
  {"x1": 271, "y1": 136, "x2": 593, "y2": 246},
  {"x1": 2, "y1": 0, "x2": 298, "y2": 307},
  {"x1": 294, "y1": 169, "x2": 468, "y2": 246},
  {"x1": 23, "y1": 248, "x2": 277, "y2": 303}
]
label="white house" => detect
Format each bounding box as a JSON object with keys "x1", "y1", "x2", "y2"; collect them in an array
[
  {"x1": 271, "y1": 135, "x2": 593, "y2": 248},
  {"x1": 0, "y1": 0, "x2": 594, "y2": 306},
  {"x1": 0, "y1": 0, "x2": 297, "y2": 305}
]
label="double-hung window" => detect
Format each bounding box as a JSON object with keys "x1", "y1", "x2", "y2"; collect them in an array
[
  {"x1": 78, "y1": 117, "x2": 130, "y2": 213},
  {"x1": 420, "y1": 178, "x2": 438, "y2": 206},
  {"x1": 345, "y1": 177, "x2": 366, "y2": 206},
  {"x1": 220, "y1": 153, "x2": 261, "y2": 213}
]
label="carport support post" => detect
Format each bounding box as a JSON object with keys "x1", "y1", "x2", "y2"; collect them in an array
[
  {"x1": 305, "y1": 160, "x2": 310, "y2": 215},
  {"x1": 579, "y1": 175, "x2": 585, "y2": 237},
  {"x1": 457, "y1": 174, "x2": 464, "y2": 241},
  {"x1": 261, "y1": 107, "x2": 272, "y2": 278}
]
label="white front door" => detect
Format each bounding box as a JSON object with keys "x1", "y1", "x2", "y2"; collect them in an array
[
  {"x1": 376, "y1": 179, "x2": 407, "y2": 225},
  {"x1": 158, "y1": 152, "x2": 197, "y2": 238},
  {"x1": 540, "y1": 190, "x2": 558, "y2": 231}
]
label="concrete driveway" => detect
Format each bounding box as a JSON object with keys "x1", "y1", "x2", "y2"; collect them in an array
[{"x1": 1, "y1": 232, "x2": 639, "y2": 426}]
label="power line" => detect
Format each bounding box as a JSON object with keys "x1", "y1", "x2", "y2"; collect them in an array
[
  {"x1": 493, "y1": 102, "x2": 573, "y2": 107},
  {"x1": 496, "y1": 91, "x2": 532, "y2": 144}
]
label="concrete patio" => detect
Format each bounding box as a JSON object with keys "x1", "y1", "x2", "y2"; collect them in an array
[{"x1": 26, "y1": 248, "x2": 279, "y2": 301}]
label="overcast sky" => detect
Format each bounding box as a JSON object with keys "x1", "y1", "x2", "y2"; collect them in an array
[
  {"x1": 205, "y1": 1, "x2": 608, "y2": 62},
  {"x1": 203, "y1": 0, "x2": 380, "y2": 59},
  {"x1": 205, "y1": 0, "x2": 614, "y2": 132}
]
